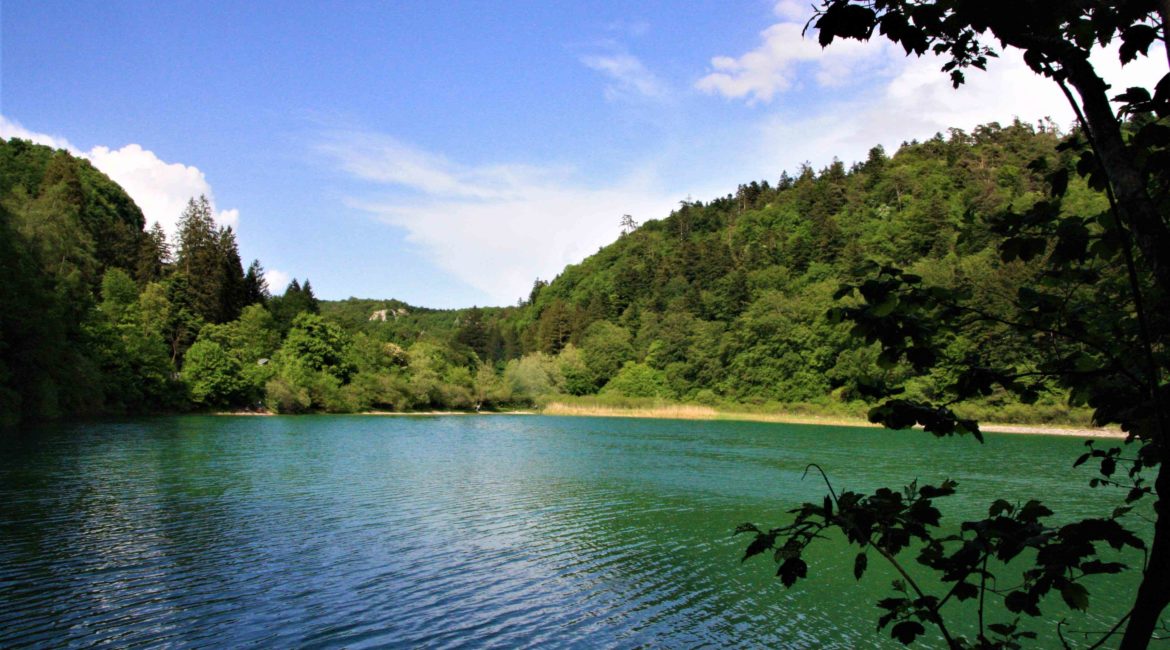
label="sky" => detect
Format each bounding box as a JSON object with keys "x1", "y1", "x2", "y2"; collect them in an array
[{"x1": 2, "y1": 1, "x2": 1164, "y2": 308}]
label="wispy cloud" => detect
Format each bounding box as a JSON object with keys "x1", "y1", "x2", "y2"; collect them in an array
[
  {"x1": 580, "y1": 52, "x2": 671, "y2": 103},
  {"x1": 605, "y1": 19, "x2": 650, "y2": 38},
  {"x1": 0, "y1": 116, "x2": 240, "y2": 237},
  {"x1": 321, "y1": 132, "x2": 677, "y2": 305},
  {"x1": 318, "y1": 132, "x2": 564, "y2": 201}
]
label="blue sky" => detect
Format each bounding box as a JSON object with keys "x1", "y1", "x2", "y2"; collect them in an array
[{"x1": 2, "y1": 1, "x2": 1162, "y2": 307}]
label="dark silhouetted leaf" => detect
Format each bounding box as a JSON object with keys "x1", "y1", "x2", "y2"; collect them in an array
[
  {"x1": 891, "y1": 621, "x2": 925, "y2": 645},
  {"x1": 1061, "y1": 583, "x2": 1089, "y2": 611},
  {"x1": 854, "y1": 553, "x2": 868, "y2": 580}
]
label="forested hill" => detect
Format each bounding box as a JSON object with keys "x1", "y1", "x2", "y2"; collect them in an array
[
  {"x1": 0, "y1": 138, "x2": 147, "y2": 276},
  {"x1": 1, "y1": 139, "x2": 153, "y2": 424},
  {"x1": 0, "y1": 121, "x2": 1104, "y2": 423},
  {"x1": 0, "y1": 139, "x2": 263, "y2": 424},
  {"x1": 490, "y1": 119, "x2": 1103, "y2": 415}
]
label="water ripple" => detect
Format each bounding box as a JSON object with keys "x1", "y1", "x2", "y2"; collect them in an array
[{"x1": 0, "y1": 416, "x2": 1138, "y2": 648}]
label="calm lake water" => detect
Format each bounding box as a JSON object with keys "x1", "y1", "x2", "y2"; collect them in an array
[{"x1": 0, "y1": 415, "x2": 1141, "y2": 648}]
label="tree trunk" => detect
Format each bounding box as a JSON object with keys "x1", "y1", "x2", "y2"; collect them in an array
[
  {"x1": 1063, "y1": 57, "x2": 1170, "y2": 297},
  {"x1": 1059, "y1": 52, "x2": 1170, "y2": 650},
  {"x1": 1120, "y1": 465, "x2": 1170, "y2": 649}
]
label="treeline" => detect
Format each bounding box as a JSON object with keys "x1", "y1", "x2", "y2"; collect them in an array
[{"x1": 0, "y1": 121, "x2": 1103, "y2": 423}]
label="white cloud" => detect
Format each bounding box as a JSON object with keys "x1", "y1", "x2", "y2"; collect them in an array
[
  {"x1": 264, "y1": 268, "x2": 291, "y2": 294},
  {"x1": 0, "y1": 115, "x2": 75, "y2": 150},
  {"x1": 745, "y1": 43, "x2": 1168, "y2": 178},
  {"x1": 692, "y1": 5, "x2": 1166, "y2": 177},
  {"x1": 0, "y1": 116, "x2": 240, "y2": 239},
  {"x1": 216, "y1": 207, "x2": 240, "y2": 231},
  {"x1": 323, "y1": 134, "x2": 677, "y2": 305},
  {"x1": 772, "y1": 0, "x2": 812, "y2": 22},
  {"x1": 696, "y1": 21, "x2": 895, "y2": 104},
  {"x1": 581, "y1": 53, "x2": 670, "y2": 102}
]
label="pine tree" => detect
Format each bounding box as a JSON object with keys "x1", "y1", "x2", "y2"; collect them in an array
[
  {"x1": 455, "y1": 307, "x2": 490, "y2": 360},
  {"x1": 242, "y1": 259, "x2": 269, "y2": 306},
  {"x1": 176, "y1": 196, "x2": 216, "y2": 277},
  {"x1": 175, "y1": 196, "x2": 222, "y2": 322},
  {"x1": 216, "y1": 227, "x2": 246, "y2": 322},
  {"x1": 136, "y1": 222, "x2": 170, "y2": 284},
  {"x1": 269, "y1": 278, "x2": 319, "y2": 334},
  {"x1": 300, "y1": 279, "x2": 320, "y2": 314}
]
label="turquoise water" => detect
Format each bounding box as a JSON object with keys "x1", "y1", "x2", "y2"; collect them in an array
[{"x1": 0, "y1": 415, "x2": 1140, "y2": 648}]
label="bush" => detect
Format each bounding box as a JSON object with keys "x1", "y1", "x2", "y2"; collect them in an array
[{"x1": 600, "y1": 362, "x2": 672, "y2": 399}]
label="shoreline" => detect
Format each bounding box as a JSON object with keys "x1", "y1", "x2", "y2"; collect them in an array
[
  {"x1": 540, "y1": 402, "x2": 1126, "y2": 438},
  {"x1": 215, "y1": 404, "x2": 1126, "y2": 438}
]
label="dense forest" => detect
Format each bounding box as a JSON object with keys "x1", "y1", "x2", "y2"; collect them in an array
[{"x1": 0, "y1": 121, "x2": 1104, "y2": 424}]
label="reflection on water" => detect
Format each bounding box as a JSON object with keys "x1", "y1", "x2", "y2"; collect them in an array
[{"x1": 0, "y1": 415, "x2": 1139, "y2": 648}]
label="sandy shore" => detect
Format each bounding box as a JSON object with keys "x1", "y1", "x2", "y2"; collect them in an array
[
  {"x1": 360, "y1": 410, "x2": 536, "y2": 416},
  {"x1": 214, "y1": 404, "x2": 1125, "y2": 439},
  {"x1": 214, "y1": 409, "x2": 537, "y2": 417},
  {"x1": 539, "y1": 402, "x2": 1127, "y2": 439},
  {"x1": 978, "y1": 423, "x2": 1125, "y2": 438}
]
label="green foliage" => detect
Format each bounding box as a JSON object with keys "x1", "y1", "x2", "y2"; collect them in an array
[
  {"x1": 174, "y1": 196, "x2": 248, "y2": 324},
  {"x1": 0, "y1": 140, "x2": 156, "y2": 424},
  {"x1": 277, "y1": 312, "x2": 355, "y2": 382},
  {"x1": 600, "y1": 362, "x2": 671, "y2": 399},
  {"x1": 579, "y1": 321, "x2": 634, "y2": 388},
  {"x1": 100, "y1": 268, "x2": 138, "y2": 321},
  {"x1": 269, "y1": 278, "x2": 320, "y2": 333},
  {"x1": 555, "y1": 344, "x2": 593, "y2": 396},
  {"x1": 182, "y1": 339, "x2": 248, "y2": 407},
  {"x1": 503, "y1": 352, "x2": 562, "y2": 404}
]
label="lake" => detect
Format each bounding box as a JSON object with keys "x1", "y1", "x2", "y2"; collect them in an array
[{"x1": 0, "y1": 415, "x2": 1140, "y2": 648}]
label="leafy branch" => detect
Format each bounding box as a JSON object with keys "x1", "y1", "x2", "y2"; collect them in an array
[{"x1": 738, "y1": 469, "x2": 1144, "y2": 648}]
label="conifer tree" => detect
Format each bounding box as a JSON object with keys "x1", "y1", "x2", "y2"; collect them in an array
[
  {"x1": 300, "y1": 279, "x2": 320, "y2": 314},
  {"x1": 175, "y1": 196, "x2": 222, "y2": 322},
  {"x1": 269, "y1": 278, "x2": 319, "y2": 333},
  {"x1": 216, "y1": 227, "x2": 246, "y2": 322},
  {"x1": 136, "y1": 222, "x2": 170, "y2": 284},
  {"x1": 455, "y1": 307, "x2": 490, "y2": 360},
  {"x1": 242, "y1": 259, "x2": 269, "y2": 306}
]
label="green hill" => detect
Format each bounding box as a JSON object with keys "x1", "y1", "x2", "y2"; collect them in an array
[
  {"x1": 488, "y1": 120, "x2": 1099, "y2": 421},
  {"x1": 0, "y1": 121, "x2": 1106, "y2": 423}
]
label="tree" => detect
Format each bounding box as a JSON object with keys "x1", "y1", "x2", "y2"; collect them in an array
[
  {"x1": 265, "y1": 312, "x2": 357, "y2": 413},
  {"x1": 136, "y1": 222, "x2": 170, "y2": 284},
  {"x1": 741, "y1": 2, "x2": 1170, "y2": 647},
  {"x1": 175, "y1": 196, "x2": 221, "y2": 321},
  {"x1": 278, "y1": 312, "x2": 354, "y2": 382},
  {"x1": 455, "y1": 306, "x2": 491, "y2": 359},
  {"x1": 503, "y1": 353, "x2": 562, "y2": 403},
  {"x1": 181, "y1": 339, "x2": 247, "y2": 408},
  {"x1": 537, "y1": 299, "x2": 576, "y2": 354},
  {"x1": 620, "y1": 213, "x2": 640, "y2": 235},
  {"x1": 99, "y1": 268, "x2": 139, "y2": 323},
  {"x1": 579, "y1": 321, "x2": 634, "y2": 388},
  {"x1": 216, "y1": 227, "x2": 247, "y2": 322},
  {"x1": 269, "y1": 278, "x2": 320, "y2": 333},
  {"x1": 555, "y1": 344, "x2": 594, "y2": 396},
  {"x1": 600, "y1": 361, "x2": 671, "y2": 399},
  {"x1": 242, "y1": 259, "x2": 269, "y2": 306}
]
